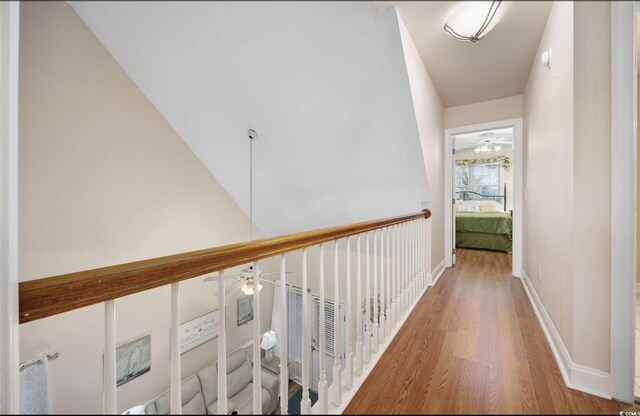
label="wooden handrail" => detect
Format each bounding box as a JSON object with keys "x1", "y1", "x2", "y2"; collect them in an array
[{"x1": 19, "y1": 209, "x2": 431, "y2": 324}]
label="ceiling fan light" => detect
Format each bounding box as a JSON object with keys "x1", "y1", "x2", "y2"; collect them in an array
[
  {"x1": 494, "y1": 145, "x2": 502, "y2": 151},
  {"x1": 444, "y1": 1, "x2": 503, "y2": 43},
  {"x1": 474, "y1": 147, "x2": 481, "y2": 153}
]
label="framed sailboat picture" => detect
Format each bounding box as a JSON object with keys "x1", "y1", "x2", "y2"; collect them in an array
[{"x1": 115, "y1": 334, "x2": 151, "y2": 387}]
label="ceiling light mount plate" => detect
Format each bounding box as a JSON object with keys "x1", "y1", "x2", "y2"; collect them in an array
[{"x1": 444, "y1": 1, "x2": 503, "y2": 43}]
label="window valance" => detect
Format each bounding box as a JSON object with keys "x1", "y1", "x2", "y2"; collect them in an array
[{"x1": 455, "y1": 156, "x2": 511, "y2": 171}]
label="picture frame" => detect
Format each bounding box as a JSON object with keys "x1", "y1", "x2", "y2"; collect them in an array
[
  {"x1": 237, "y1": 295, "x2": 254, "y2": 326},
  {"x1": 179, "y1": 310, "x2": 219, "y2": 354},
  {"x1": 115, "y1": 334, "x2": 151, "y2": 387}
]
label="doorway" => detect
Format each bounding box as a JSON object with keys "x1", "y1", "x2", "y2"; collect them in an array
[{"x1": 444, "y1": 118, "x2": 523, "y2": 277}]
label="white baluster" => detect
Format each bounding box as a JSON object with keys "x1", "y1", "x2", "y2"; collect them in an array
[
  {"x1": 391, "y1": 225, "x2": 397, "y2": 328},
  {"x1": 413, "y1": 220, "x2": 417, "y2": 302},
  {"x1": 410, "y1": 221, "x2": 415, "y2": 304},
  {"x1": 372, "y1": 229, "x2": 379, "y2": 353},
  {"x1": 403, "y1": 222, "x2": 408, "y2": 315},
  {"x1": 345, "y1": 237, "x2": 354, "y2": 389},
  {"x1": 171, "y1": 283, "x2": 182, "y2": 414},
  {"x1": 364, "y1": 232, "x2": 371, "y2": 364},
  {"x1": 355, "y1": 234, "x2": 363, "y2": 375},
  {"x1": 385, "y1": 227, "x2": 391, "y2": 335},
  {"x1": 421, "y1": 218, "x2": 426, "y2": 288},
  {"x1": 332, "y1": 241, "x2": 342, "y2": 406},
  {"x1": 217, "y1": 271, "x2": 228, "y2": 415},
  {"x1": 279, "y1": 256, "x2": 289, "y2": 415},
  {"x1": 301, "y1": 249, "x2": 312, "y2": 414},
  {"x1": 253, "y1": 261, "x2": 262, "y2": 415},
  {"x1": 318, "y1": 245, "x2": 328, "y2": 414},
  {"x1": 104, "y1": 300, "x2": 117, "y2": 414},
  {"x1": 379, "y1": 229, "x2": 386, "y2": 344}
]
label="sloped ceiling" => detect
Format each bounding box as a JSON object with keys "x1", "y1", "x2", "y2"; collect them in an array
[{"x1": 69, "y1": 1, "x2": 430, "y2": 237}]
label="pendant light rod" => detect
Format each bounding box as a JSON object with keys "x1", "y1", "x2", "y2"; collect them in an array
[{"x1": 248, "y1": 129, "x2": 258, "y2": 241}]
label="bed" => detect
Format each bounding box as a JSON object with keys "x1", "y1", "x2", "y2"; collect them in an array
[{"x1": 455, "y1": 187, "x2": 512, "y2": 253}]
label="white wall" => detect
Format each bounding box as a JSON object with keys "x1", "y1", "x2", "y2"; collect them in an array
[
  {"x1": 445, "y1": 95, "x2": 523, "y2": 129},
  {"x1": 19, "y1": 3, "x2": 274, "y2": 413},
  {"x1": 523, "y1": 0, "x2": 575, "y2": 363},
  {"x1": 396, "y1": 13, "x2": 445, "y2": 273},
  {"x1": 571, "y1": 0, "x2": 610, "y2": 372}
]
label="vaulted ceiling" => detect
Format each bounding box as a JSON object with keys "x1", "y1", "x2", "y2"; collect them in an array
[
  {"x1": 377, "y1": 1, "x2": 552, "y2": 107},
  {"x1": 69, "y1": 2, "x2": 430, "y2": 237}
]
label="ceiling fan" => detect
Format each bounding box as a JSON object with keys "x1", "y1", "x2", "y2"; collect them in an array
[
  {"x1": 203, "y1": 265, "x2": 292, "y2": 296},
  {"x1": 473, "y1": 132, "x2": 511, "y2": 153},
  {"x1": 203, "y1": 129, "x2": 291, "y2": 294}
]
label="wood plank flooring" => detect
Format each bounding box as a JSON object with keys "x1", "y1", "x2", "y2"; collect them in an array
[{"x1": 344, "y1": 248, "x2": 639, "y2": 414}]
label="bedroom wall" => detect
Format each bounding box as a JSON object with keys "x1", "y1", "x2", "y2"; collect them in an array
[
  {"x1": 523, "y1": 0, "x2": 574, "y2": 361},
  {"x1": 454, "y1": 147, "x2": 514, "y2": 212},
  {"x1": 444, "y1": 95, "x2": 523, "y2": 129},
  {"x1": 396, "y1": 13, "x2": 445, "y2": 275},
  {"x1": 19, "y1": 2, "x2": 274, "y2": 413}
]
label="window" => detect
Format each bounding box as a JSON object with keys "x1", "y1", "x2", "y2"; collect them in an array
[{"x1": 455, "y1": 163, "x2": 500, "y2": 197}]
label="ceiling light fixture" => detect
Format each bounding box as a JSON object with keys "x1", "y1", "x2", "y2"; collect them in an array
[
  {"x1": 444, "y1": 1, "x2": 503, "y2": 43},
  {"x1": 473, "y1": 138, "x2": 502, "y2": 153}
]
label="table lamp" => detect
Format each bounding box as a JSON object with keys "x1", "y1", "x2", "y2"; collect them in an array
[{"x1": 260, "y1": 330, "x2": 278, "y2": 363}]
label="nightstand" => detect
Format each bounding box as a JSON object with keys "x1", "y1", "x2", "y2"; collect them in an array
[{"x1": 260, "y1": 357, "x2": 281, "y2": 375}]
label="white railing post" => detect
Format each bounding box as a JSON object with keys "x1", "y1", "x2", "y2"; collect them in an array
[
  {"x1": 372, "y1": 230, "x2": 379, "y2": 353},
  {"x1": 217, "y1": 271, "x2": 228, "y2": 415},
  {"x1": 420, "y1": 218, "x2": 427, "y2": 289},
  {"x1": 331, "y1": 241, "x2": 342, "y2": 406},
  {"x1": 355, "y1": 234, "x2": 363, "y2": 375},
  {"x1": 279, "y1": 256, "x2": 288, "y2": 415},
  {"x1": 104, "y1": 301, "x2": 117, "y2": 414},
  {"x1": 171, "y1": 283, "x2": 182, "y2": 415},
  {"x1": 413, "y1": 220, "x2": 417, "y2": 302},
  {"x1": 301, "y1": 249, "x2": 312, "y2": 414},
  {"x1": 318, "y1": 244, "x2": 328, "y2": 414},
  {"x1": 403, "y1": 222, "x2": 408, "y2": 315},
  {"x1": 252, "y1": 261, "x2": 262, "y2": 415},
  {"x1": 345, "y1": 237, "x2": 354, "y2": 389},
  {"x1": 364, "y1": 232, "x2": 371, "y2": 364},
  {"x1": 379, "y1": 229, "x2": 386, "y2": 344},
  {"x1": 391, "y1": 225, "x2": 397, "y2": 328},
  {"x1": 385, "y1": 227, "x2": 391, "y2": 335}
]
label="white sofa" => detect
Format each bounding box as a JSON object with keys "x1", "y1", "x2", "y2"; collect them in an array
[{"x1": 143, "y1": 349, "x2": 279, "y2": 415}]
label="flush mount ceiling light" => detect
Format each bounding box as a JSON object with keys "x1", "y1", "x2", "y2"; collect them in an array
[{"x1": 444, "y1": 1, "x2": 503, "y2": 43}]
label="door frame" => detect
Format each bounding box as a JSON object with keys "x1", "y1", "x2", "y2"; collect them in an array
[
  {"x1": 444, "y1": 118, "x2": 523, "y2": 277},
  {"x1": 0, "y1": 2, "x2": 20, "y2": 413},
  {"x1": 610, "y1": 1, "x2": 639, "y2": 403}
]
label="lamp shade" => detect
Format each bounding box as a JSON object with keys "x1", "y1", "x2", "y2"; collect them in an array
[{"x1": 260, "y1": 330, "x2": 278, "y2": 350}]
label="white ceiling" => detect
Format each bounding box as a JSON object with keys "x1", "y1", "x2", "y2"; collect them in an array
[
  {"x1": 454, "y1": 127, "x2": 512, "y2": 150},
  {"x1": 69, "y1": 2, "x2": 429, "y2": 237},
  {"x1": 377, "y1": 1, "x2": 552, "y2": 107}
]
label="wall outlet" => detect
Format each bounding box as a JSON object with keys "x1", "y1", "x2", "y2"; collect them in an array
[{"x1": 537, "y1": 265, "x2": 542, "y2": 280}]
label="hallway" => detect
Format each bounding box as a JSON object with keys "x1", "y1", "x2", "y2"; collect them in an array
[{"x1": 345, "y1": 249, "x2": 635, "y2": 414}]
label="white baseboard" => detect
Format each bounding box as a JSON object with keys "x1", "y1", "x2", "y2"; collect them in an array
[
  {"x1": 328, "y1": 283, "x2": 431, "y2": 414},
  {"x1": 429, "y1": 260, "x2": 446, "y2": 286},
  {"x1": 520, "y1": 271, "x2": 611, "y2": 400}
]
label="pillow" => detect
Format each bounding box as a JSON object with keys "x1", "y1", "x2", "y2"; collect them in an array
[
  {"x1": 182, "y1": 391, "x2": 206, "y2": 415},
  {"x1": 479, "y1": 204, "x2": 497, "y2": 213}
]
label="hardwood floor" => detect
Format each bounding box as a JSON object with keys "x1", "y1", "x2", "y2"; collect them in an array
[{"x1": 344, "y1": 248, "x2": 639, "y2": 414}]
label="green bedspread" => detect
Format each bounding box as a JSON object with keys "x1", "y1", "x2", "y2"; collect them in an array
[{"x1": 455, "y1": 212, "x2": 512, "y2": 236}]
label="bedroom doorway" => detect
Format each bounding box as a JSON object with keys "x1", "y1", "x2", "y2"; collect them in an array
[{"x1": 444, "y1": 118, "x2": 523, "y2": 277}]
